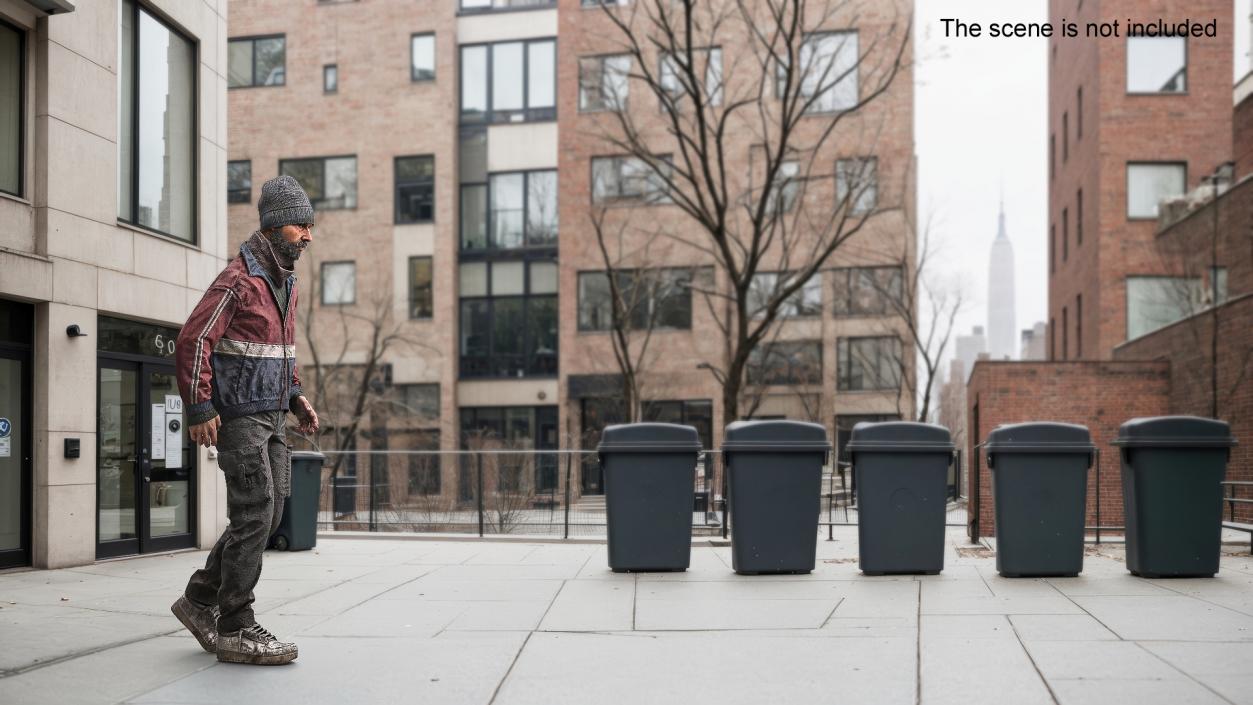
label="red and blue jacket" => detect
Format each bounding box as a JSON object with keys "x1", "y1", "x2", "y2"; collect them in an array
[{"x1": 176, "y1": 243, "x2": 302, "y2": 426}]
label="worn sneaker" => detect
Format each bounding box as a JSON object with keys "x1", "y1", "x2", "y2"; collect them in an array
[
  {"x1": 216, "y1": 624, "x2": 298, "y2": 665},
  {"x1": 170, "y1": 596, "x2": 219, "y2": 653}
]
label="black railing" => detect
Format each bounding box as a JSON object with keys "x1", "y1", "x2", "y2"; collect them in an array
[{"x1": 1221, "y1": 481, "x2": 1253, "y2": 553}]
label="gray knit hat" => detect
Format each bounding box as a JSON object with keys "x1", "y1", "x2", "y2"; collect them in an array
[{"x1": 258, "y1": 175, "x2": 315, "y2": 230}]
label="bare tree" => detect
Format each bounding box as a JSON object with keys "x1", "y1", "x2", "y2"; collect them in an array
[
  {"x1": 584, "y1": 0, "x2": 911, "y2": 422},
  {"x1": 295, "y1": 260, "x2": 437, "y2": 484}
]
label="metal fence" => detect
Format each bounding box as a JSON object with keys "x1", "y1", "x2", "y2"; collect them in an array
[{"x1": 314, "y1": 449, "x2": 967, "y2": 538}]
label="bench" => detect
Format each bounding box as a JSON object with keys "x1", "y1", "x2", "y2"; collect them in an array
[{"x1": 1222, "y1": 481, "x2": 1253, "y2": 554}]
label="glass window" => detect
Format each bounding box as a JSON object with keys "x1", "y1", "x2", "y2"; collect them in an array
[
  {"x1": 592, "y1": 155, "x2": 672, "y2": 204},
  {"x1": 781, "y1": 31, "x2": 858, "y2": 113},
  {"x1": 406, "y1": 431, "x2": 441, "y2": 495},
  {"x1": 460, "y1": 262, "x2": 488, "y2": 297},
  {"x1": 577, "y1": 271, "x2": 613, "y2": 331},
  {"x1": 323, "y1": 64, "x2": 337, "y2": 93},
  {"x1": 395, "y1": 155, "x2": 434, "y2": 224},
  {"x1": 577, "y1": 268, "x2": 697, "y2": 331},
  {"x1": 748, "y1": 340, "x2": 822, "y2": 385},
  {"x1": 836, "y1": 157, "x2": 877, "y2": 215},
  {"x1": 227, "y1": 35, "x2": 285, "y2": 88},
  {"x1": 396, "y1": 385, "x2": 440, "y2": 419},
  {"x1": 411, "y1": 33, "x2": 435, "y2": 81},
  {"x1": 1126, "y1": 276, "x2": 1204, "y2": 339},
  {"x1": 526, "y1": 170, "x2": 558, "y2": 246},
  {"x1": 491, "y1": 261, "x2": 525, "y2": 296},
  {"x1": 408, "y1": 257, "x2": 433, "y2": 319},
  {"x1": 1127, "y1": 36, "x2": 1185, "y2": 93},
  {"x1": 460, "y1": 39, "x2": 556, "y2": 123},
  {"x1": 1127, "y1": 163, "x2": 1184, "y2": 219},
  {"x1": 660, "y1": 48, "x2": 721, "y2": 107},
  {"x1": 493, "y1": 42, "x2": 524, "y2": 111},
  {"x1": 118, "y1": 1, "x2": 196, "y2": 242},
  {"x1": 749, "y1": 272, "x2": 821, "y2": 318},
  {"x1": 579, "y1": 54, "x2": 629, "y2": 111},
  {"x1": 0, "y1": 20, "x2": 21, "y2": 197},
  {"x1": 490, "y1": 173, "x2": 525, "y2": 248},
  {"x1": 530, "y1": 261, "x2": 558, "y2": 295},
  {"x1": 321, "y1": 261, "x2": 356, "y2": 305},
  {"x1": 766, "y1": 161, "x2": 800, "y2": 214},
  {"x1": 227, "y1": 161, "x2": 251, "y2": 203},
  {"x1": 460, "y1": 184, "x2": 488, "y2": 249},
  {"x1": 837, "y1": 336, "x2": 901, "y2": 391},
  {"x1": 461, "y1": 0, "x2": 557, "y2": 10},
  {"x1": 459, "y1": 127, "x2": 487, "y2": 184},
  {"x1": 528, "y1": 40, "x2": 555, "y2": 109},
  {"x1": 280, "y1": 156, "x2": 358, "y2": 210},
  {"x1": 832, "y1": 267, "x2": 902, "y2": 316}
]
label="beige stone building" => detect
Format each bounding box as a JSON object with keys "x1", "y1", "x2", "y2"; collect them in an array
[
  {"x1": 0, "y1": 0, "x2": 231, "y2": 568},
  {"x1": 223, "y1": 0, "x2": 916, "y2": 518}
]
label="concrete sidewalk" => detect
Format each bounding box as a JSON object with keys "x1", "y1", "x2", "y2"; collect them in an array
[{"x1": 1, "y1": 528, "x2": 1251, "y2": 705}]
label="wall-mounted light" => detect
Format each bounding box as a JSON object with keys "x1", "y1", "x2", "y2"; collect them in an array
[{"x1": 66, "y1": 324, "x2": 88, "y2": 338}]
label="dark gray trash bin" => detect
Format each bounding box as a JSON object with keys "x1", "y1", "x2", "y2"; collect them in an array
[
  {"x1": 986, "y1": 423, "x2": 1094, "y2": 577},
  {"x1": 599, "y1": 423, "x2": 702, "y2": 572},
  {"x1": 848, "y1": 422, "x2": 954, "y2": 575},
  {"x1": 723, "y1": 420, "x2": 830, "y2": 575},
  {"x1": 1114, "y1": 416, "x2": 1237, "y2": 578},
  {"x1": 270, "y1": 451, "x2": 324, "y2": 551}
]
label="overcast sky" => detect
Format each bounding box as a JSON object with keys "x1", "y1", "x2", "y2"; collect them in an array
[{"x1": 913, "y1": 0, "x2": 1251, "y2": 367}]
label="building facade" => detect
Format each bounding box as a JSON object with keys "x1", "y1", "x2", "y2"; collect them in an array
[
  {"x1": 223, "y1": 0, "x2": 915, "y2": 519},
  {"x1": 1047, "y1": 0, "x2": 1233, "y2": 361},
  {"x1": 0, "y1": 0, "x2": 231, "y2": 568}
]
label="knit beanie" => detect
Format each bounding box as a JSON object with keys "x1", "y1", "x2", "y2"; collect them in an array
[{"x1": 258, "y1": 175, "x2": 315, "y2": 230}]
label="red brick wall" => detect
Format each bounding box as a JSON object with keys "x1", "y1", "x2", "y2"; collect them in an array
[
  {"x1": 1048, "y1": 0, "x2": 1234, "y2": 361},
  {"x1": 1114, "y1": 295, "x2": 1253, "y2": 522},
  {"x1": 1236, "y1": 92, "x2": 1253, "y2": 182},
  {"x1": 966, "y1": 360, "x2": 1170, "y2": 538}
]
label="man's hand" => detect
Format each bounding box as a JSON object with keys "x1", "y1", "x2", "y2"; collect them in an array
[
  {"x1": 293, "y1": 395, "x2": 319, "y2": 435},
  {"x1": 190, "y1": 417, "x2": 221, "y2": 448}
]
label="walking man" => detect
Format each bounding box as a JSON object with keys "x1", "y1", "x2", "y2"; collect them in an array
[{"x1": 170, "y1": 175, "x2": 320, "y2": 666}]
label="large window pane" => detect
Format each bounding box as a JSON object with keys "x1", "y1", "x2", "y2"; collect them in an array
[
  {"x1": 578, "y1": 272, "x2": 612, "y2": 331},
  {"x1": 833, "y1": 267, "x2": 902, "y2": 316},
  {"x1": 395, "y1": 155, "x2": 434, "y2": 224},
  {"x1": 118, "y1": 1, "x2": 135, "y2": 216},
  {"x1": 492, "y1": 42, "x2": 524, "y2": 111},
  {"x1": 491, "y1": 261, "x2": 525, "y2": 296},
  {"x1": 321, "y1": 262, "x2": 356, "y2": 305},
  {"x1": 227, "y1": 39, "x2": 251, "y2": 88},
  {"x1": 527, "y1": 296, "x2": 558, "y2": 375},
  {"x1": 530, "y1": 261, "x2": 558, "y2": 295},
  {"x1": 227, "y1": 161, "x2": 251, "y2": 204},
  {"x1": 492, "y1": 298, "x2": 525, "y2": 371},
  {"x1": 1127, "y1": 163, "x2": 1184, "y2": 218},
  {"x1": 0, "y1": 21, "x2": 22, "y2": 197},
  {"x1": 799, "y1": 31, "x2": 858, "y2": 112},
  {"x1": 254, "y1": 37, "x2": 285, "y2": 85},
  {"x1": 409, "y1": 257, "x2": 433, "y2": 319},
  {"x1": 411, "y1": 33, "x2": 434, "y2": 81},
  {"x1": 1126, "y1": 276, "x2": 1202, "y2": 339},
  {"x1": 324, "y1": 157, "x2": 357, "y2": 209},
  {"x1": 1127, "y1": 36, "x2": 1185, "y2": 93},
  {"x1": 527, "y1": 40, "x2": 555, "y2": 109},
  {"x1": 748, "y1": 341, "x2": 822, "y2": 385},
  {"x1": 838, "y1": 337, "x2": 901, "y2": 391},
  {"x1": 490, "y1": 173, "x2": 525, "y2": 248},
  {"x1": 461, "y1": 45, "x2": 488, "y2": 117},
  {"x1": 836, "y1": 157, "x2": 877, "y2": 214},
  {"x1": 526, "y1": 170, "x2": 558, "y2": 245},
  {"x1": 460, "y1": 262, "x2": 488, "y2": 297},
  {"x1": 749, "y1": 272, "x2": 820, "y2": 317},
  {"x1": 136, "y1": 9, "x2": 195, "y2": 241},
  {"x1": 460, "y1": 184, "x2": 488, "y2": 249},
  {"x1": 580, "y1": 54, "x2": 629, "y2": 111}
]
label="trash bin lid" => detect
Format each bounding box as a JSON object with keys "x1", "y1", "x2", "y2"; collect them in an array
[
  {"x1": 292, "y1": 451, "x2": 326, "y2": 461},
  {"x1": 720, "y1": 420, "x2": 831, "y2": 453},
  {"x1": 1113, "y1": 416, "x2": 1238, "y2": 448},
  {"x1": 597, "y1": 423, "x2": 703, "y2": 454},
  {"x1": 845, "y1": 421, "x2": 954, "y2": 453},
  {"x1": 985, "y1": 422, "x2": 1095, "y2": 454}
]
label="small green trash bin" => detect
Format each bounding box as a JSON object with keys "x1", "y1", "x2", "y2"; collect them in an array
[
  {"x1": 723, "y1": 420, "x2": 831, "y2": 575},
  {"x1": 986, "y1": 422, "x2": 1094, "y2": 578},
  {"x1": 270, "y1": 450, "x2": 325, "y2": 551},
  {"x1": 1114, "y1": 416, "x2": 1237, "y2": 578},
  {"x1": 599, "y1": 423, "x2": 702, "y2": 572},
  {"x1": 848, "y1": 421, "x2": 954, "y2": 575}
]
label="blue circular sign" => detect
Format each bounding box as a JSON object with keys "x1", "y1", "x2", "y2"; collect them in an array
[{"x1": 0, "y1": 418, "x2": 10, "y2": 438}]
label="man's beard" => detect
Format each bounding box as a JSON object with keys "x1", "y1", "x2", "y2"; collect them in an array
[{"x1": 265, "y1": 229, "x2": 308, "y2": 264}]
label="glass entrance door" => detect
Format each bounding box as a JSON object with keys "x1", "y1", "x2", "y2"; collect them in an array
[
  {"x1": 98, "y1": 360, "x2": 195, "y2": 558},
  {"x1": 0, "y1": 350, "x2": 31, "y2": 568}
]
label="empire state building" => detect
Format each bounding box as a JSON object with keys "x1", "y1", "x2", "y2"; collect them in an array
[{"x1": 988, "y1": 201, "x2": 1017, "y2": 360}]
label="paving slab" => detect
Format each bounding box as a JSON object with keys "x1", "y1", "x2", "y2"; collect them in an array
[
  {"x1": 1007, "y1": 614, "x2": 1119, "y2": 641},
  {"x1": 1047, "y1": 678, "x2": 1230, "y2": 705},
  {"x1": 919, "y1": 615, "x2": 1054, "y2": 705},
  {"x1": 1139, "y1": 641, "x2": 1253, "y2": 705},
  {"x1": 1073, "y1": 595, "x2": 1253, "y2": 641},
  {"x1": 0, "y1": 604, "x2": 179, "y2": 674},
  {"x1": 538, "y1": 579, "x2": 635, "y2": 632}
]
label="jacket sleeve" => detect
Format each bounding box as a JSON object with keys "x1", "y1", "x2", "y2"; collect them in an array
[
  {"x1": 176, "y1": 285, "x2": 242, "y2": 425},
  {"x1": 287, "y1": 283, "x2": 304, "y2": 406}
]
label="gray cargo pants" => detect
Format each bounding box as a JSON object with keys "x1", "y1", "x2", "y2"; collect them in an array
[{"x1": 184, "y1": 410, "x2": 291, "y2": 633}]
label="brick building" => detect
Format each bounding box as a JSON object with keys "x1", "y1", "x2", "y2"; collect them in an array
[
  {"x1": 225, "y1": 0, "x2": 917, "y2": 515},
  {"x1": 1047, "y1": 0, "x2": 1233, "y2": 362},
  {"x1": 966, "y1": 7, "x2": 1253, "y2": 538}
]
